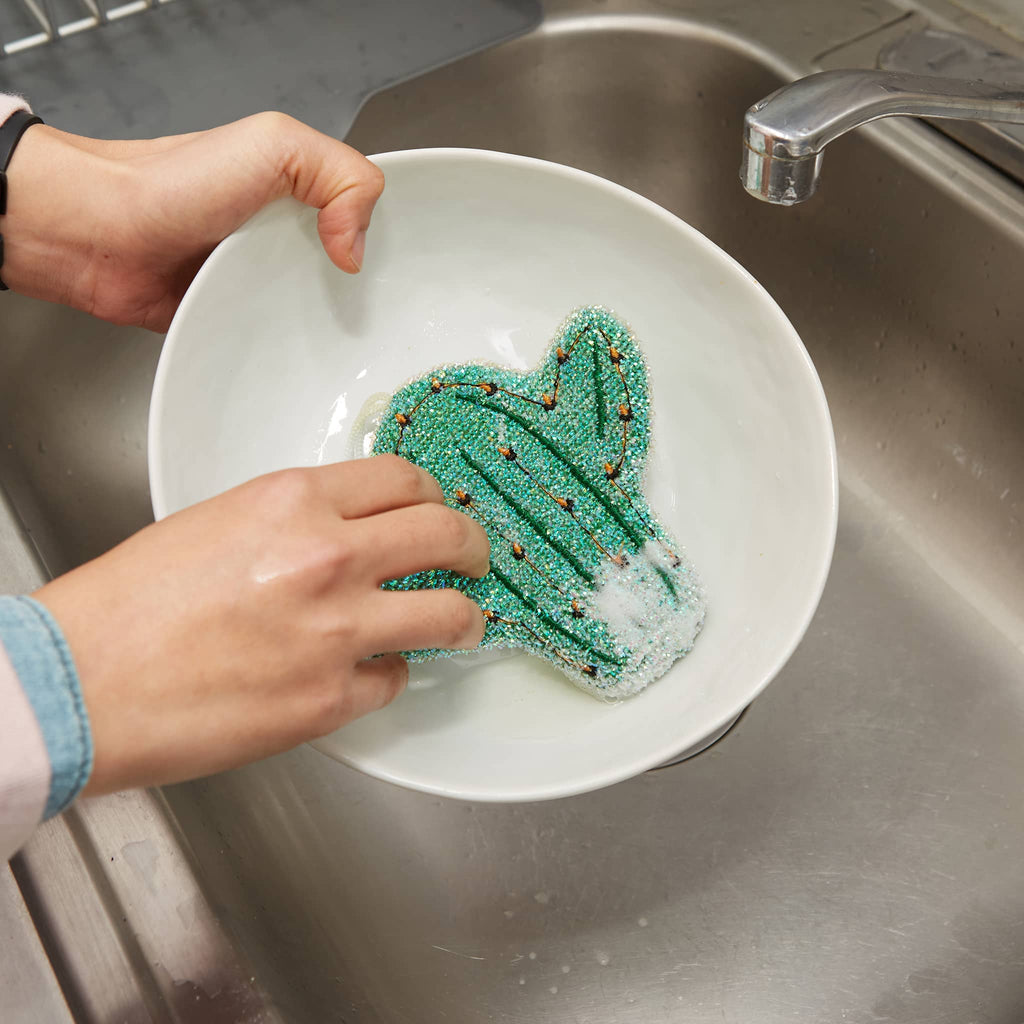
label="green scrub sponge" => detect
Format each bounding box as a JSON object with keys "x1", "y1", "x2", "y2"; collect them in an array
[{"x1": 372, "y1": 307, "x2": 705, "y2": 700}]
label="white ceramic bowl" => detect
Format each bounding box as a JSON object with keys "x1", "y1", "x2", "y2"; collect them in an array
[{"x1": 150, "y1": 148, "x2": 837, "y2": 801}]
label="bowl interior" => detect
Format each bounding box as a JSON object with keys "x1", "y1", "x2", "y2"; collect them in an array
[{"x1": 150, "y1": 149, "x2": 836, "y2": 801}]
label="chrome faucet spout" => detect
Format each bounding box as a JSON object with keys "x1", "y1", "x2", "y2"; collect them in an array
[{"x1": 740, "y1": 69, "x2": 1024, "y2": 204}]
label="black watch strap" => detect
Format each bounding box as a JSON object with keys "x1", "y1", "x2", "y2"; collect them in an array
[{"x1": 0, "y1": 109, "x2": 44, "y2": 291}]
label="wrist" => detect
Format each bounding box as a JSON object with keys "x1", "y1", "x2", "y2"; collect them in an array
[{"x1": 2, "y1": 124, "x2": 128, "y2": 310}]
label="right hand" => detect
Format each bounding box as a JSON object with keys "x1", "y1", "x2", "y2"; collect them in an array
[{"x1": 34, "y1": 455, "x2": 490, "y2": 795}]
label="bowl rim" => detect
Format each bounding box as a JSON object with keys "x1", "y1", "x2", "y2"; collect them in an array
[{"x1": 150, "y1": 146, "x2": 839, "y2": 799}]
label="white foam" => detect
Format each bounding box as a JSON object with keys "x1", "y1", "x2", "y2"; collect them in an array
[{"x1": 584, "y1": 542, "x2": 705, "y2": 700}]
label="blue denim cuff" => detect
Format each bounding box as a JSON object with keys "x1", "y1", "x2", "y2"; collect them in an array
[{"x1": 0, "y1": 596, "x2": 92, "y2": 819}]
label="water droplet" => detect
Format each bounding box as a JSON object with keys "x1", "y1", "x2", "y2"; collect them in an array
[
  {"x1": 528, "y1": 952, "x2": 537, "y2": 961},
  {"x1": 637, "y1": 917, "x2": 648, "y2": 928}
]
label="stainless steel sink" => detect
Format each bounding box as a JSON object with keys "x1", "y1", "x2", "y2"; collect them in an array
[{"x1": 4, "y1": 1, "x2": 1024, "y2": 1022}]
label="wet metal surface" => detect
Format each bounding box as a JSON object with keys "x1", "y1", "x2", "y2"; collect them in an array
[{"x1": 2, "y1": 2, "x2": 1023, "y2": 1021}]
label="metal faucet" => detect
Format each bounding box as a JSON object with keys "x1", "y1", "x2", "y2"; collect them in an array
[{"x1": 740, "y1": 69, "x2": 1024, "y2": 204}]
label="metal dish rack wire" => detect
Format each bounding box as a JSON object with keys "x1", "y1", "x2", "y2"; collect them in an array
[{"x1": 1, "y1": 0, "x2": 177, "y2": 56}]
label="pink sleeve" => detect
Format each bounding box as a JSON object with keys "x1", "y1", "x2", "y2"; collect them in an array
[
  {"x1": 1, "y1": 91, "x2": 49, "y2": 860},
  {"x1": 0, "y1": 642, "x2": 50, "y2": 861},
  {"x1": 1, "y1": 92, "x2": 45, "y2": 860},
  {"x1": 0, "y1": 94, "x2": 31, "y2": 124}
]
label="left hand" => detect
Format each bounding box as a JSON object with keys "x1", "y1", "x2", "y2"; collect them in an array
[{"x1": 1, "y1": 112, "x2": 384, "y2": 331}]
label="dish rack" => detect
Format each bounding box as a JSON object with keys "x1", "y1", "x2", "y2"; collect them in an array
[{"x1": 1, "y1": 0, "x2": 176, "y2": 56}]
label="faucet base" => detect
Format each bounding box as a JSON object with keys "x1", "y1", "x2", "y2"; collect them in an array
[{"x1": 881, "y1": 28, "x2": 1024, "y2": 188}]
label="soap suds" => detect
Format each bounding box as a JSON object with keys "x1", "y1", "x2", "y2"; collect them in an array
[{"x1": 586, "y1": 542, "x2": 705, "y2": 700}]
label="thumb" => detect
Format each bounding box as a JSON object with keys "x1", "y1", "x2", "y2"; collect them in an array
[
  {"x1": 265, "y1": 113, "x2": 385, "y2": 273},
  {"x1": 172, "y1": 112, "x2": 385, "y2": 273}
]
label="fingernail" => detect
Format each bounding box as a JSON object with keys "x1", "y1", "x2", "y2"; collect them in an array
[{"x1": 350, "y1": 230, "x2": 366, "y2": 271}]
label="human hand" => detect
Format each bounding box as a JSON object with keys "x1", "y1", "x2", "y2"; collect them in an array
[
  {"x1": 1, "y1": 112, "x2": 383, "y2": 331},
  {"x1": 33, "y1": 456, "x2": 489, "y2": 794}
]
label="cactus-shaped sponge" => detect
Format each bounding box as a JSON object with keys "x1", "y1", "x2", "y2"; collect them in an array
[{"x1": 372, "y1": 306, "x2": 705, "y2": 700}]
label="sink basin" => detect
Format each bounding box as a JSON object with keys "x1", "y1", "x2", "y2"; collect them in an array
[{"x1": 3, "y1": 3, "x2": 1023, "y2": 1022}]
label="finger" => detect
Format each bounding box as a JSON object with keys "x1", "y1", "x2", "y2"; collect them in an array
[
  {"x1": 359, "y1": 590, "x2": 486, "y2": 656},
  {"x1": 264, "y1": 114, "x2": 385, "y2": 273},
  {"x1": 309, "y1": 654, "x2": 408, "y2": 736},
  {"x1": 315, "y1": 455, "x2": 443, "y2": 519},
  {"x1": 134, "y1": 112, "x2": 383, "y2": 275},
  {"x1": 316, "y1": 164, "x2": 382, "y2": 273},
  {"x1": 343, "y1": 653, "x2": 409, "y2": 723},
  {"x1": 351, "y1": 502, "x2": 490, "y2": 582}
]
